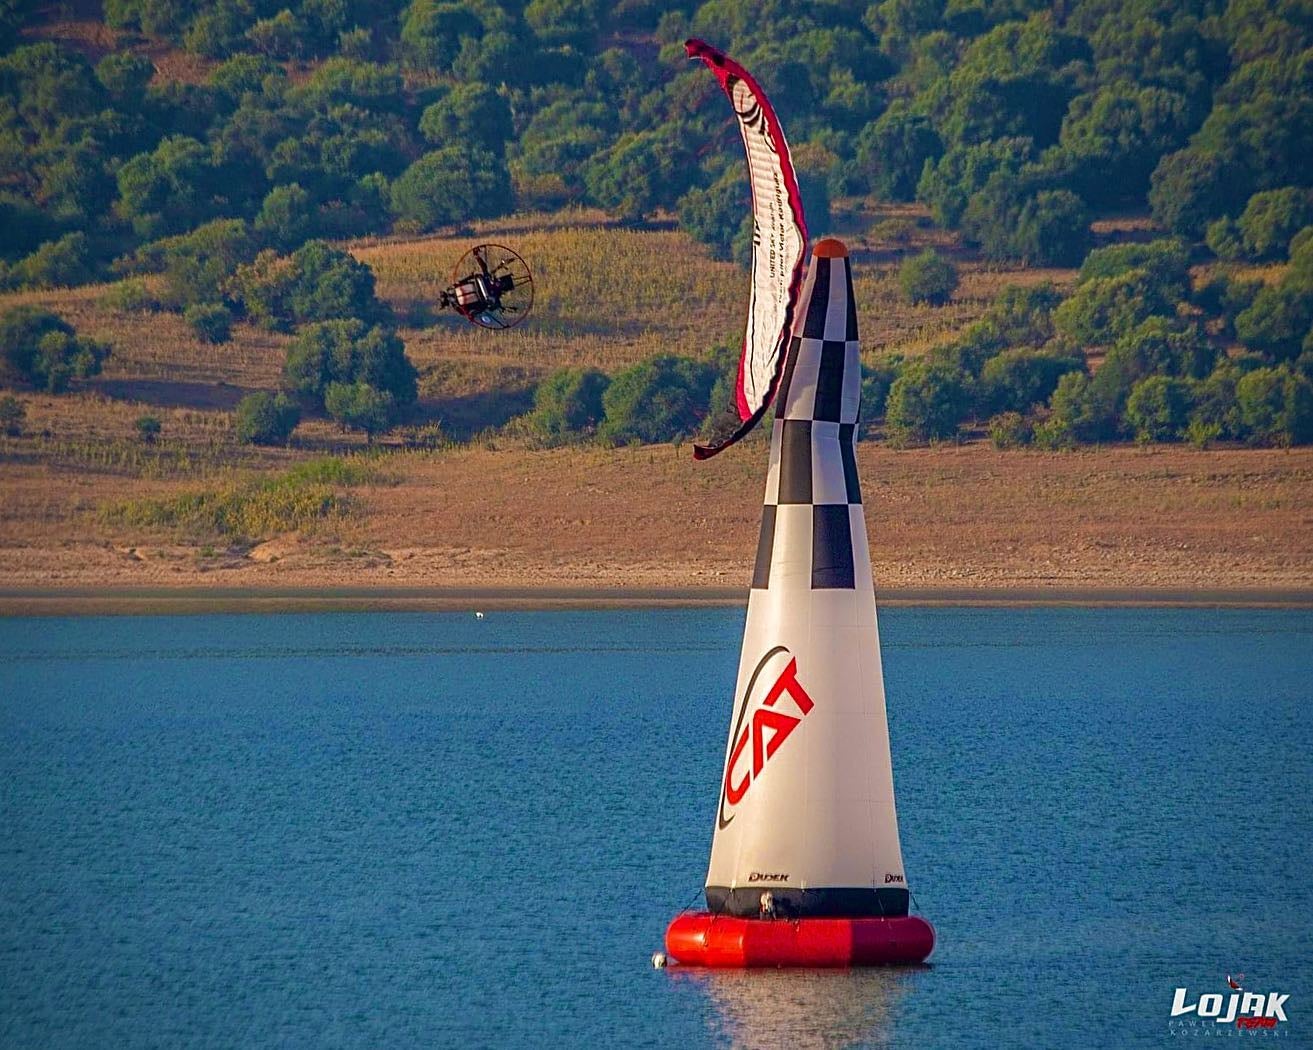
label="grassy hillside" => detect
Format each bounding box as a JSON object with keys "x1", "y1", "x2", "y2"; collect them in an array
[{"x1": 1, "y1": 207, "x2": 1310, "y2": 595}]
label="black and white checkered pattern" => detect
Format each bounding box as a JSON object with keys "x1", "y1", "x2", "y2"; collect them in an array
[{"x1": 752, "y1": 254, "x2": 862, "y2": 591}]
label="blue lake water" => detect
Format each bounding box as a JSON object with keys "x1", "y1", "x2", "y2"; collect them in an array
[{"x1": 1, "y1": 608, "x2": 1310, "y2": 1048}]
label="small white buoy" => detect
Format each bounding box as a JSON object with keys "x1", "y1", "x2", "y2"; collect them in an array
[
  {"x1": 474, "y1": 611, "x2": 485, "y2": 620},
  {"x1": 651, "y1": 951, "x2": 667, "y2": 969}
]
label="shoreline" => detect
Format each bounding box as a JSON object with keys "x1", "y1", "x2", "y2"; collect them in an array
[{"x1": 2, "y1": 585, "x2": 1312, "y2": 616}]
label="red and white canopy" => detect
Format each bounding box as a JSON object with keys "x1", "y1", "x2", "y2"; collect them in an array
[{"x1": 686, "y1": 38, "x2": 809, "y2": 460}]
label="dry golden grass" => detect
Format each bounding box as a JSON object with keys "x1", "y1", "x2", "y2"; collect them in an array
[
  {"x1": 2, "y1": 442, "x2": 1310, "y2": 592},
  {"x1": 2, "y1": 208, "x2": 1309, "y2": 594}
]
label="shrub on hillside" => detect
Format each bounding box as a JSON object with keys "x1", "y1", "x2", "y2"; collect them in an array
[
  {"x1": 677, "y1": 172, "x2": 750, "y2": 263},
  {"x1": 1189, "y1": 363, "x2": 1244, "y2": 441},
  {"x1": 0, "y1": 307, "x2": 109, "y2": 393},
  {"x1": 1031, "y1": 417, "x2": 1076, "y2": 450},
  {"x1": 1205, "y1": 216, "x2": 1244, "y2": 260},
  {"x1": 389, "y1": 147, "x2": 513, "y2": 231},
  {"x1": 4, "y1": 232, "x2": 93, "y2": 289},
  {"x1": 980, "y1": 283, "x2": 1062, "y2": 346},
  {"x1": 1148, "y1": 149, "x2": 1230, "y2": 238},
  {"x1": 418, "y1": 83, "x2": 514, "y2": 156},
  {"x1": 1236, "y1": 367, "x2": 1313, "y2": 446},
  {"x1": 1125, "y1": 375, "x2": 1193, "y2": 442},
  {"x1": 598, "y1": 356, "x2": 716, "y2": 445},
  {"x1": 583, "y1": 129, "x2": 694, "y2": 226},
  {"x1": 987, "y1": 411, "x2": 1032, "y2": 448},
  {"x1": 324, "y1": 380, "x2": 394, "y2": 438},
  {"x1": 184, "y1": 302, "x2": 233, "y2": 344},
  {"x1": 282, "y1": 319, "x2": 416, "y2": 409},
  {"x1": 231, "y1": 241, "x2": 389, "y2": 331},
  {"x1": 137, "y1": 219, "x2": 258, "y2": 309},
  {"x1": 0, "y1": 394, "x2": 25, "y2": 436},
  {"x1": 235, "y1": 391, "x2": 301, "y2": 445},
  {"x1": 1049, "y1": 371, "x2": 1118, "y2": 442},
  {"x1": 1053, "y1": 253, "x2": 1191, "y2": 349},
  {"x1": 1010, "y1": 189, "x2": 1092, "y2": 267},
  {"x1": 1236, "y1": 285, "x2": 1313, "y2": 361},
  {"x1": 898, "y1": 249, "x2": 958, "y2": 305},
  {"x1": 856, "y1": 102, "x2": 942, "y2": 202},
  {"x1": 981, "y1": 347, "x2": 1085, "y2": 415},
  {"x1": 861, "y1": 355, "x2": 904, "y2": 422},
  {"x1": 1237, "y1": 188, "x2": 1313, "y2": 261},
  {"x1": 884, "y1": 361, "x2": 970, "y2": 444},
  {"x1": 101, "y1": 278, "x2": 158, "y2": 312},
  {"x1": 1077, "y1": 239, "x2": 1191, "y2": 293},
  {"x1": 528, "y1": 368, "x2": 611, "y2": 441},
  {"x1": 134, "y1": 414, "x2": 162, "y2": 443},
  {"x1": 255, "y1": 183, "x2": 317, "y2": 250}
]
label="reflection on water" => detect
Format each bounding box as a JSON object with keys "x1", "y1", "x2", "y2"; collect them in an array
[{"x1": 675, "y1": 965, "x2": 920, "y2": 1049}]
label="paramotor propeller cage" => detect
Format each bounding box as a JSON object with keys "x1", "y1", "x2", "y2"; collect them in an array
[{"x1": 439, "y1": 243, "x2": 534, "y2": 330}]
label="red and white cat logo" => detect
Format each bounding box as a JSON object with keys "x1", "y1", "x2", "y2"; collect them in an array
[{"x1": 718, "y1": 646, "x2": 815, "y2": 828}]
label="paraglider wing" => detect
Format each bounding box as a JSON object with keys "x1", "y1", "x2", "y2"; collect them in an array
[{"x1": 685, "y1": 38, "x2": 808, "y2": 460}]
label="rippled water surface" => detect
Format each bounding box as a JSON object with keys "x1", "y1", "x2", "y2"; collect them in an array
[{"x1": 1, "y1": 608, "x2": 1310, "y2": 1048}]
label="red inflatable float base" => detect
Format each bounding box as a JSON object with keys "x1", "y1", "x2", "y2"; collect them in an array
[{"x1": 665, "y1": 912, "x2": 935, "y2": 968}]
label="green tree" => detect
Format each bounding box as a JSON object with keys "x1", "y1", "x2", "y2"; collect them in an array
[
  {"x1": 145, "y1": 219, "x2": 257, "y2": 308},
  {"x1": 678, "y1": 171, "x2": 750, "y2": 263},
  {"x1": 207, "y1": 53, "x2": 283, "y2": 98},
  {"x1": 1205, "y1": 216, "x2": 1244, "y2": 260},
  {"x1": 255, "y1": 183, "x2": 316, "y2": 250},
  {"x1": 234, "y1": 390, "x2": 301, "y2": 445},
  {"x1": 528, "y1": 367, "x2": 611, "y2": 440},
  {"x1": 1237, "y1": 367, "x2": 1313, "y2": 445},
  {"x1": 184, "y1": 302, "x2": 233, "y2": 344},
  {"x1": 400, "y1": 0, "x2": 510, "y2": 72},
  {"x1": 898, "y1": 249, "x2": 958, "y2": 305},
  {"x1": 1050, "y1": 370, "x2": 1118, "y2": 442},
  {"x1": 980, "y1": 283, "x2": 1062, "y2": 345},
  {"x1": 418, "y1": 83, "x2": 514, "y2": 155},
  {"x1": 583, "y1": 129, "x2": 693, "y2": 226},
  {"x1": 598, "y1": 355, "x2": 716, "y2": 445},
  {"x1": 0, "y1": 306, "x2": 108, "y2": 393},
  {"x1": 1189, "y1": 363, "x2": 1244, "y2": 441},
  {"x1": 115, "y1": 135, "x2": 218, "y2": 239},
  {"x1": 232, "y1": 241, "x2": 389, "y2": 331},
  {"x1": 95, "y1": 51, "x2": 154, "y2": 100},
  {"x1": 389, "y1": 147, "x2": 513, "y2": 231},
  {"x1": 1058, "y1": 83, "x2": 1192, "y2": 205},
  {"x1": 981, "y1": 347, "x2": 1085, "y2": 415},
  {"x1": 324, "y1": 380, "x2": 394, "y2": 438},
  {"x1": 1235, "y1": 285, "x2": 1313, "y2": 361},
  {"x1": 525, "y1": 0, "x2": 601, "y2": 48},
  {"x1": 1054, "y1": 253, "x2": 1189, "y2": 348},
  {"x1": 917, "y1": 137, "x2": 1033, "y2": 227},
  {"x1": 5, "y1": 232, "x2": 92, "y2": 289},
  {"x1": 884, "y1": 361, "x2": 970, "y2": 443},
  {"x1": 861, "y1": 355, "x2": 904, "y2": 422},
  {"x1": 1010, "y1": 190, "x2": 1092, "y2": 267},
  {"x1": 1237, "y1": 187, "x2": 1313, "y2": 260},
  {"x1": 247, "y1": 10, "x2": 305, "y2": 60},
  {"x1": 1077, "y1": 239, "x2": 1191, "y2": 290},
  {"x1": 856, "y1": 103, "x2": 942, "y2": 201},
  {"x1": 1125, "y1": 375, "x2": 1193, "y2": 442},
  {"x1": 282, "y1": 319, "x2": 416, "y2": 408},
  {"x1": 1148, "y1": 149, "x2": 1232, "y2": 238}
]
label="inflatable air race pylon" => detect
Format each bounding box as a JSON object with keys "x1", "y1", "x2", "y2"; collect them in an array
[{"x1": 665, "y1": 239, "x2": 935, "y2": 967}]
